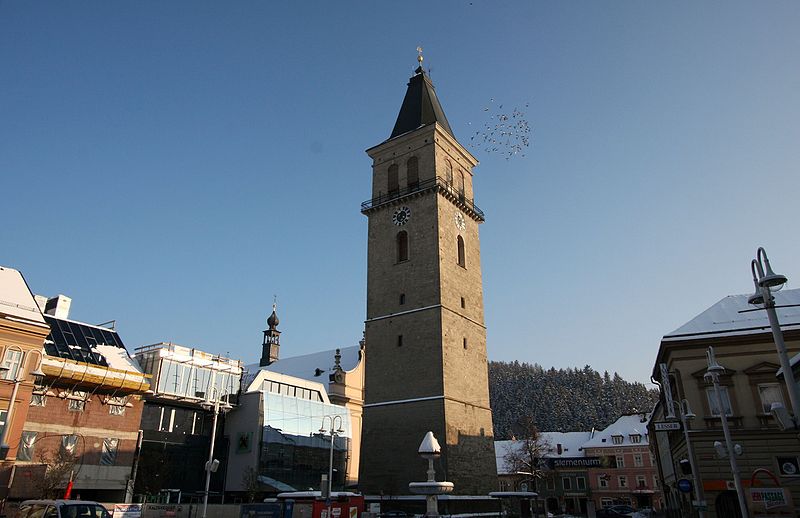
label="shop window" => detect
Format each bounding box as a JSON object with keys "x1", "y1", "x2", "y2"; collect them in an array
[
  {"x1": 100, "y1": 438, "x2": 118, "y2": 465},
  {"x1": 18, "y1": 431, "x2": 37, "y2": 461}
]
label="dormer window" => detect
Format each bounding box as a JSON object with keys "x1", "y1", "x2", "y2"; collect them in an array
[
  {"x1": 629, "y1": 434, "x2": 641, "y2": 444},
  {"x1": 611, "y1": 434, "x2": 624, "y2": 445}
]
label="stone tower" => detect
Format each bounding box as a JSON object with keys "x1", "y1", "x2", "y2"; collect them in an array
[
  {"x1": 358, "y1": 61, "x2": 497, "y2": 495},
  {"x1": 260, "y1": 303, "x2": 280, "y2": 367}
]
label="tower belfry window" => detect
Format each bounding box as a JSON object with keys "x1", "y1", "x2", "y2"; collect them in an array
[
  {"x1": 457, "y1": 235, "x2": 465, "y2": 267},
  {"x1": 397, "y1": 231, "x2": 409, "y2": 262},
  {"x1": 388, "y1": 164, "x2": 399, "y2": 194},
  {"x1": 445, "y1": 159, "x2": 453, "y2": 185},
  {"x1": 459, "y1": 170, "x2": 466, "y2": 199},
  {"x1": 407, "y1": 157, "x2": 419, "y2": 189}
]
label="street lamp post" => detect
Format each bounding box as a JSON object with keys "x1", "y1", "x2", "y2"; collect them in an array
[
  {"x1": 748, "y1": 247, "x2": 800, "y2": 428},
  {"x1": 705, "y1": 347, "x2": 749, "y2": 518},
  {"x1": 319, "y1": 415, "x2": 344, "y2": 517},
  {"x1": 201, "y1": 387, "x2": 231, "y2": 518},
  {"x1": 668, "y1": 399, "x2": 705, "y2": 518}
]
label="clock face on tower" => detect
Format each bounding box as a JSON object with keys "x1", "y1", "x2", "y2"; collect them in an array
[
  {"x1": 392, "y1": 206, "x2": 411, "y2": 226},
  {"x1": 454, "y1": 211, "x2": 466, "y2": 231}
]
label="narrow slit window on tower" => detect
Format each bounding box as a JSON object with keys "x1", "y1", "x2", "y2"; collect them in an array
[
  {"x1": 388, "y1": 164, "x2": 399, "y2": 194},
  {"x1": 397, "y1": 231, "x2": 409, "y2": 262},
  {"x1": 397, "y1": 335, "x2": 403, "y2": 347},
  {"x1": 460, "y1": 297, "x2": 466, "y2": 308},
  {"x1": 399, "y1": 293, "x2": 406, "y2": 305},
  {"x1": 457, "y1": 235, "x2": 465, "y2": 267},
  {"x1": 407, "y1": 157, "x2": 419, "y2": 189},
  {"x1": 463, "y1": 337, "x2": 468, "y2": 349}
]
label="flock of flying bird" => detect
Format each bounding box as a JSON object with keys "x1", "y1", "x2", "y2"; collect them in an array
[{"x1": 467, "y1": 98, "x2": 532, "y2": 160}]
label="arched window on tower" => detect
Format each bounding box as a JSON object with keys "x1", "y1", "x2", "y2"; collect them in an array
[
  {"x1": 407, "y1": 157, "x2": 419, "y2": 190},
  {"x1": 459, "y1": 169, "x2": 466, "y2": 199},
  {"x1": 388, "y1": 164, "x2": 399, "y2": 195},
  {"x1": 397, "y1": 231, "x2": 409, "y2": 263},
  {"x1": 445, "y1": 159, "x2": 453, "y2": 186},
  {"x1": 457, "y1": 235, "x2": 465, "y2": 267}
]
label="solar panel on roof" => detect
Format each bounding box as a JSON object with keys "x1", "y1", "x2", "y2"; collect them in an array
[{"x1": 43, "y1": 316, "x2": 129, "y2": 367}]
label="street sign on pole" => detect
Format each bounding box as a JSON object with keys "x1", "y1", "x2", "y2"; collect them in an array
[
  {"x1": 653, "y1": 421, "x2": 681, "y2": 431},
  {"x1": 677, "y1": 478, "x2": 693, "y2": 493}
]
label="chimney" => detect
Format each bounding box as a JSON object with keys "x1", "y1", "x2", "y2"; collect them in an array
[{"x1": 44, "y1": 295, "x2": 72, "y2": 319}]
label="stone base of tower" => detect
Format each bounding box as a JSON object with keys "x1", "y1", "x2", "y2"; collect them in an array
[{"x1": 358, "y1": 399, "x2": 497, "y2": 496}]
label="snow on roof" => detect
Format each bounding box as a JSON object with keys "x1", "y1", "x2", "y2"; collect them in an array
[
  {"x1": 495, "y1": 431, "x2": 593, "y2": 474},
  {"x1": 540, "y1": 431, "x2": 593, "y2": 457},
  {"x1": 581, "y1": 414, "x2": 651, "y2": 449},
  {"x1": 94, "y1": 344, "x2": 144, "y2": 374},
  {"x1": 664, "y1": 288, "x2": 800, "y2": 342},
  {"x1": 244, "y1": 345, "x2": 361, "y2": 382},
  {"x1": 0, "y1": 266, "x2": 46, "y2": 326}
]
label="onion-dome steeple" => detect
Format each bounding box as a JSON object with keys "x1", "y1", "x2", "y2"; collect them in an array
[
  {"x1": 389, "y1": 49, "x2": 454, "y2": 140},
  {"x1": 260, "y1": 301, "x2": 281, "y2": 367}
]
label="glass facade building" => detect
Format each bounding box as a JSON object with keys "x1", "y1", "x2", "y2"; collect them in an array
[{"x1": 256, "y1": 385, "x2": 351, "y2": 491}]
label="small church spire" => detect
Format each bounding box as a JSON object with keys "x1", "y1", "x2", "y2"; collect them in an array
[
  {"x1": 416, "y1": 46, "x2": 424, "y2": 74},
  {"x1": 260, "y1": 298, "x2": 281, "y2": 367}
]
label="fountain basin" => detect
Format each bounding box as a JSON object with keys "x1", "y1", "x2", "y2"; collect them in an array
[{"x1": 408, "y1": 481, "x2": 454, "y2": 495}]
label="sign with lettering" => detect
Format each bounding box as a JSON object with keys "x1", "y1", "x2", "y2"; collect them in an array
[
  {"x1": 747, "y1": 468, "x2": 794, "y2": 517},
  {"x1": 112, "y1": 504, "x2": 142, "y2": 518},
  {"x1": 653, "y1": 421, "x2": 681, "y2": 431},
  {"x1": 548, "y1": 457, "x2": 605, "y2": 469}
]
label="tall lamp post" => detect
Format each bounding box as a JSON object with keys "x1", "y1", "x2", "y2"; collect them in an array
[
  {"x1": 667, "y1": 398, "x2": 705, "y2": 518},
  {"x1": 319, "y1": 415, "x2": 345, "y2": 516},
  {"x1": 747, "y1": 247, "x2": 800, "y2": 428},
  {"x1": 200, "y1": 387, "x2": 231, "y2": 518},
  {"x1": 705, "y1": 347, "x2": 749, "y2": 518}
]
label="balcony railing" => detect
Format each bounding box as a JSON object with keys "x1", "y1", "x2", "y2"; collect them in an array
[{"x1": 361, "y1": 176, "x2": 485, "y2": 221}]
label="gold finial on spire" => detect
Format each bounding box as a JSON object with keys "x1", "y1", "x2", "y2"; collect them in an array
[{"x1": 417, "y1": 46, "x2": 424, "y2": 65}]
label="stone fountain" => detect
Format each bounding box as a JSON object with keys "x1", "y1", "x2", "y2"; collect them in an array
[{"x1": 408, "y1": 431, "x2": 454, "y2": 517}]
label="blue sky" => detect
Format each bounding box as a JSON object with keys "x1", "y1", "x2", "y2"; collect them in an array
[{"x1": 2, "y1": 1, "x2": 799, "y2": 384}]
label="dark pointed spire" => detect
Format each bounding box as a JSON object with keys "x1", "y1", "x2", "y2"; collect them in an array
[
  {"x1": 389, "y1": 50, "x2": 454, "y2": 140},
  {"x1": 260, "y1": 299, "x2": 281, "y2": 367}
]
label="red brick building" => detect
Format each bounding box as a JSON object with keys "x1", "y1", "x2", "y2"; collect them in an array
[{"x1": 12, "y1": 295, "x2": 150, "y2": 503}]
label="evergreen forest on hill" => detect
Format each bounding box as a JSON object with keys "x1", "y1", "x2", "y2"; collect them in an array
[{"x1": 489, "y1": 361, "x2": 659, "y2": 439}]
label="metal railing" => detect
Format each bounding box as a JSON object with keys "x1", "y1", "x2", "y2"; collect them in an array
[{"x1": 360, "y1": 176, "x2": 485, "y2": 220}]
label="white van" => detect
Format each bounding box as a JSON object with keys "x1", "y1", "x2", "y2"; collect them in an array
[{"x1": 17, "y1": 500, "x2": 111, "y2": 518}]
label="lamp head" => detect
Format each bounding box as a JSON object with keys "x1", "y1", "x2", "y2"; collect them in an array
[
  {"x1": 705, "y1": 347, "x2": 725, "y2": 374},
  {"x1": 748, "y1": 260, "x2": 766, "y2": 305},
  {"x1": 757, "y1": 247, "x2": 788, "y2": 288}
]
